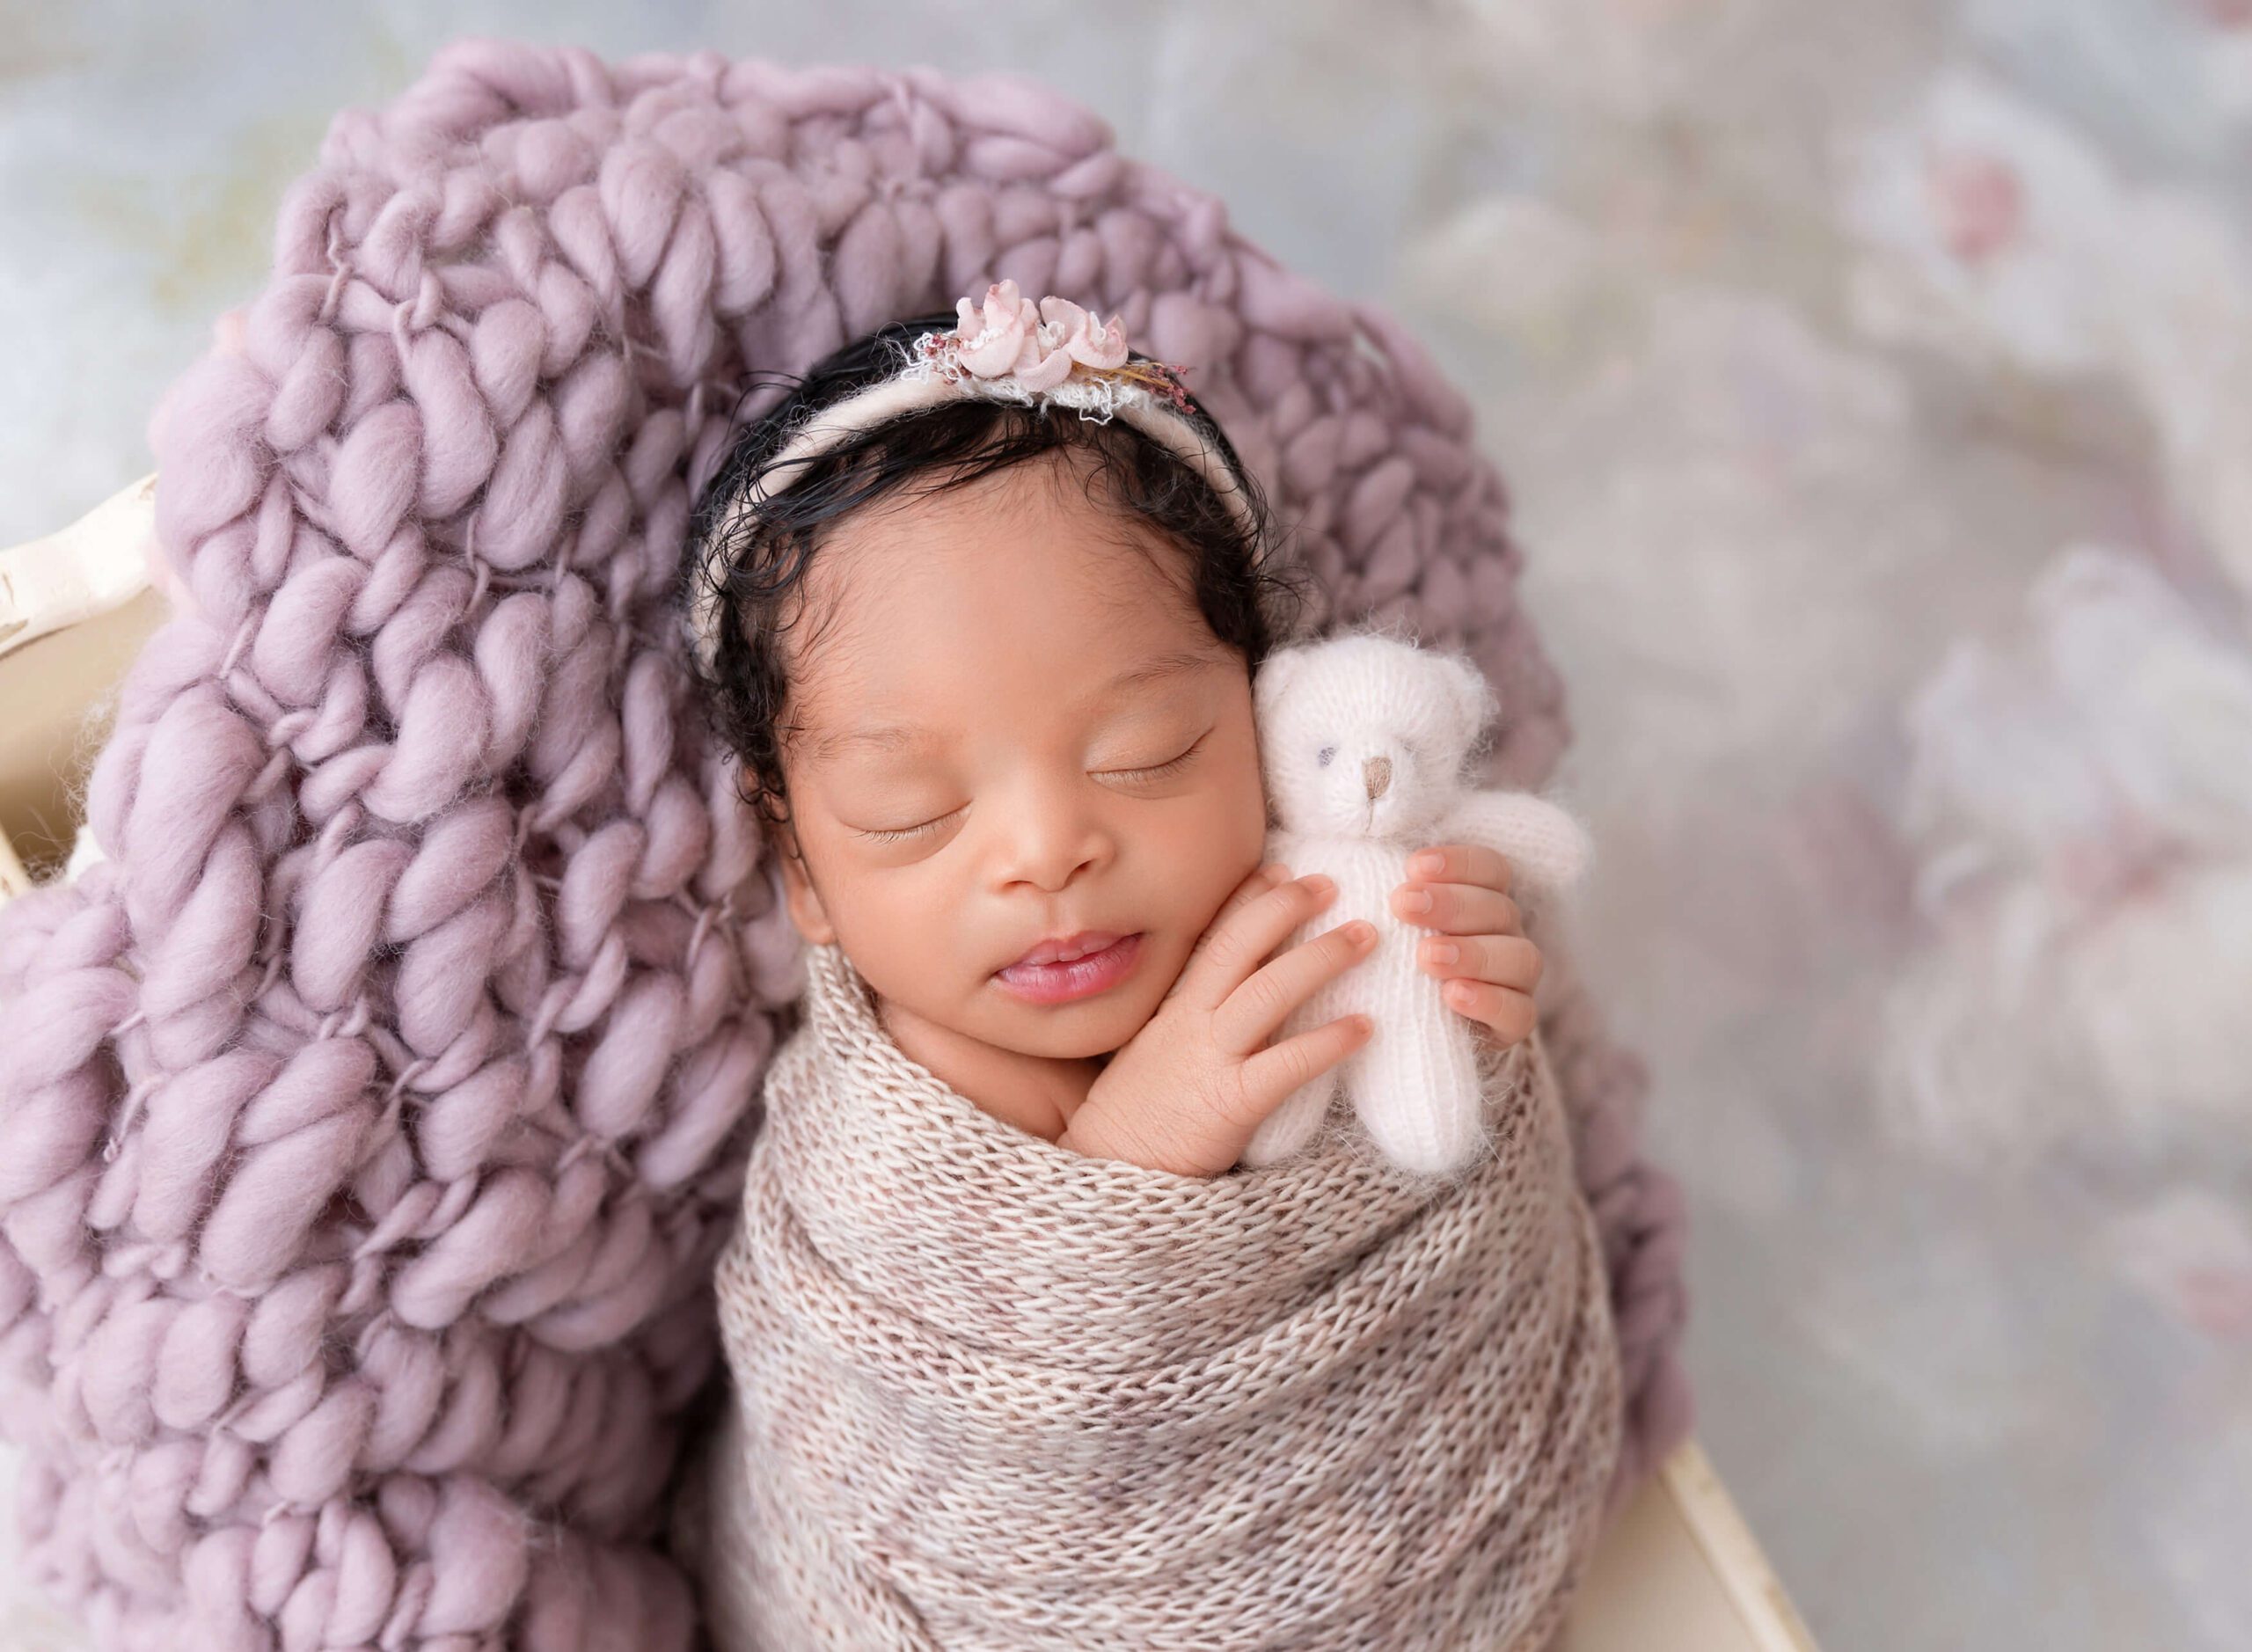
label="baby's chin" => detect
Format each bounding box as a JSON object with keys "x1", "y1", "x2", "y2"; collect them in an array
[{"x1": 975, "y1": 989, "x2": 1159, "y2": 1063}]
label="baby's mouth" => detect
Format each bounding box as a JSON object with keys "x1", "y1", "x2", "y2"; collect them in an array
[
  {"x1": 1002, "y1": 929, "x2": 1130, "y2": 969},
  {"x1": 992, "y1": 933, "x2": 1145, "y2": 1004}
]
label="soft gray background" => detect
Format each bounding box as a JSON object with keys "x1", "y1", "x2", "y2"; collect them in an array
[{"x1": 7, "y1": 3, "x2": 2252, "y2": 1648}]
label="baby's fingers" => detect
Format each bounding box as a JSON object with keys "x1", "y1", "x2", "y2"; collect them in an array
[
  {"x1": 1174, "y1": 872, "x2": 1336, "y2": 1011},
  {"x1": 1166, "y1": 864, "x2": 1291, "y2": 1003},
  {"x1": 1212, "y1": 917, "x2": 1378, "y2": 1055},
  {"x1": 1237, "y1": 1011, "x2": 1373, "y2": 1119}
]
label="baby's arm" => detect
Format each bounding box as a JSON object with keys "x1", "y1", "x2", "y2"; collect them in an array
[
  {"x1": 1436, "y1": 790, "x2": 1591, "y2": 895},
  {"x1": 1057, "y1": 866, "x2": 1377, "y2": 1177}
]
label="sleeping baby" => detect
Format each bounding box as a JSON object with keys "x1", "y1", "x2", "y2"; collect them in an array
[{"x1": 674, "y1": 283, "x2": 1622, "y2": 1650}]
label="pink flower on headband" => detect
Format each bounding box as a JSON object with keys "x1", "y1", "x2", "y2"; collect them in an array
[
  {"x1": 946, "y1": 279, "x2": 1130, "y2": 391},
  {"x1": 951, "y1": 281, "x2": 1033, "y2": 376},
  {"x1": 1040, "y1": 294, "x2": 1130, "y2": 370}
]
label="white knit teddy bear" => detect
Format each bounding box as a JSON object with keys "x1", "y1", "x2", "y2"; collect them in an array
[{"x1": 1239, "y1": 628, "x2": 1594, "y2": 1176}]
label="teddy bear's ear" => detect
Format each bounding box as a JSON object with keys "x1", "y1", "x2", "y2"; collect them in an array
[
  {"x1": 1436, "y1": 651, "x2": 1502, "y2": 744},
  {"x1": 1253, "y1": 644, "x2": 1309, "y2": 719}
]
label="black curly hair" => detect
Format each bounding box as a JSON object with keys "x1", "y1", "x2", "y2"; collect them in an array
[{"x1": 681, "y1": 310, "x2": 1312, "y2": 851}]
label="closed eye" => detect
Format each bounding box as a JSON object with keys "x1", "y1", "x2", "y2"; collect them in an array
[
  {"x1": 1100, "y1": 732, "x2": 1209, "y2": 785},
  {"x1": 851, "y1": 735, "x2": 1208, "y2": 844},
  {"x1": 854, "y1": 808, "x2": 961, "y2": 845}
]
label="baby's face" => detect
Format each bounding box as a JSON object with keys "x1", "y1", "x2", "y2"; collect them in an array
[{"x1": 769, "y1": 447, "x2": 1270, "y2": 1066}]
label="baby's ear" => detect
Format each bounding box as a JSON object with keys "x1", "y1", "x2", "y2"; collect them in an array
[{"x1": 772, "y1": 823, "x2": 837, "y2": 946}]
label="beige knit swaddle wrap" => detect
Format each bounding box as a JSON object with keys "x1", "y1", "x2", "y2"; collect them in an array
[{"x1": 691, "y1": 939, "x2": 1622, "y2": 1649}]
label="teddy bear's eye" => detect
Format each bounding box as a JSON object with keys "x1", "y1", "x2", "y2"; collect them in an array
[{"x1": 1317, "y1": 745, "x2": 1336, "y2": 768}]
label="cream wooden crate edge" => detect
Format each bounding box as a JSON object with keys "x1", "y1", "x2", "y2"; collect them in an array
[
  {"x1": 0, "y1": 470, "x2": 165, "y2": 894},
  {"x1": 0, "y1": 473, "x2": 1822, "y2": 1652},
  {"x1": 0, "y1": 814, "x2": 27, "y2": 903}
]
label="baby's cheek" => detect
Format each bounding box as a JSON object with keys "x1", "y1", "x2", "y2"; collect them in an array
[
  {"x1": 1127, "y1": 925, "x2": 1188, "y2": 1005},
  {"x1": 1218, "y1": 771, "x2": 1279, "y2": 888}
]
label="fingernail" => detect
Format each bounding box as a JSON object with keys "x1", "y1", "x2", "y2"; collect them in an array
[
  {"x1": 1397, "y1": 888, "x2": 1431, "y2": 913},
  {"x1": 1426, "y1": 940, "x2": 1458, "y2": 965},
  {"x1": 1261, "y1": 863, "x2": 1291, "y2": 884},
  {"x1": 1412, "y1": 852, "x2": 1444, "y2": 878},
  {"x1": 1304, "y1": 873, "x2": 1335, "y2": 895},
  {"x1": 1349, "y1": 921, "x2": 1378, "y2": 947}
]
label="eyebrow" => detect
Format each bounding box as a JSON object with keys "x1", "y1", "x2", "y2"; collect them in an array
[{"x1": 801, "y1": 645, "x2": 1231, "y2": 764}]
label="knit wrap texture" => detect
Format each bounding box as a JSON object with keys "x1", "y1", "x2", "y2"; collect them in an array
[
  {"x1": 0, "y1": 36, "x2": 1693, "y2": 1651},
  {"x1": 689, "y1": 940, "x2": 1622, "y2": 1650}
]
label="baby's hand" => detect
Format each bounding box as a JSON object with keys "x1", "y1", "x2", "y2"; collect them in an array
[
  {"x1": 1061, "y1": 865, "x2": 1377, "y2": 1178},
  {"x1": 1394, "y1": 841, "x2": 1544, "y2": 1053}
]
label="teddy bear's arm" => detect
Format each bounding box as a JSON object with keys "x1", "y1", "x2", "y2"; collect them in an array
[{"x1": 1436, "y1": 789, "x2": 1594, "y2": 895}]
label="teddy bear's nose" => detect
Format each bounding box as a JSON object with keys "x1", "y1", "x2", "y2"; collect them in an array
[{"x1": 1363, "y1": 755, "x2": 1392, "y2": 800}]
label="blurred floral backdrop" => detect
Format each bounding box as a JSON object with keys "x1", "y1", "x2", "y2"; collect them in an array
[{"x1": 5, "y1": 2, "x2": 2250, "y2": 1647}]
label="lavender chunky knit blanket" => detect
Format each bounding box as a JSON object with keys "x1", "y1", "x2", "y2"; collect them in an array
[{"x1": 0, "y1": 38, "x2": 1691, "y2": 1650}]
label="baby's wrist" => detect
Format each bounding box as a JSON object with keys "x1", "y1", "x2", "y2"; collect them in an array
[{"x1": 1059, "y1": 1091, "x2": 1232, "y2": 1179}]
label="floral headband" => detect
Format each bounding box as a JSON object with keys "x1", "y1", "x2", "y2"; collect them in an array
[{"x1": 686, "y1": 279, "x2": 1258, "y2": 672}]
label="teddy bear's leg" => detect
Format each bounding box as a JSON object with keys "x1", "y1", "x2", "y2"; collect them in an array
[
  {"x1": 1349, "y1": 951, "x2": 1489, "y2": 1176},
  {"x1": 1238, "y1": 880, "x2": 1349, "y2": 1168},
  {"x1": 1241, "y1": 1063, "x2": 1337, "y2": 1166},
  {"x1": 1241, "y1": 984, "x2": 1342, "y2": 1165}
]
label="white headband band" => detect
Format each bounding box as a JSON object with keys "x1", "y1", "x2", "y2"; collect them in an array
[{"x1": 686, "y1": 279, "x2": 1259, "y2": 673}]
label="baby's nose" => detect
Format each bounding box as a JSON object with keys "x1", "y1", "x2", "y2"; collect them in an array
[{"x1": 1363, "y1": 755, "x2": 1391, "y2": 800}]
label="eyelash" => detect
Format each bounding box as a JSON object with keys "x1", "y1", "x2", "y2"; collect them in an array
[
  {"x1": 1113, "y1": 734, "x2": 1208, "y2": 785},
  {"x1": 856, "y1": 815, "x2": 957, "y2": 845},
  {"x1": 853, "y1": 735, "x2": 1210, "y2": 844}
]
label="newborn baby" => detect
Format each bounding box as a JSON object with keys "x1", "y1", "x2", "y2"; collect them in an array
[
  {"x1": 676, "y1": 290, "x2": 1619, "y2": 1652},
  {"x1": 690, "y1": 295, "x2": 1547, "y2": 1178}
]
